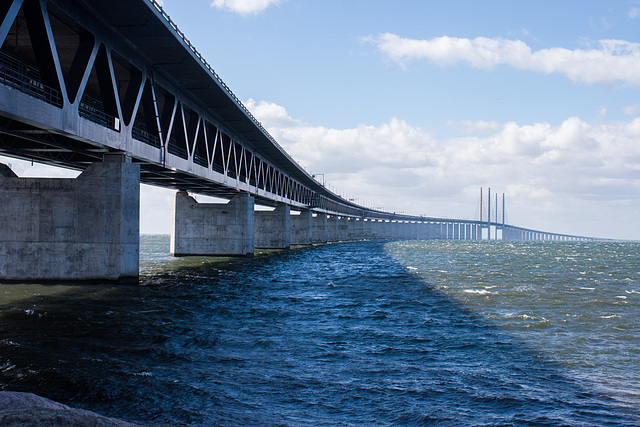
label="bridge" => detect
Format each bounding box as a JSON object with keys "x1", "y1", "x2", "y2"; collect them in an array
[{"x1": 0, "y1": 0, "x2": 596, "y2": 283}]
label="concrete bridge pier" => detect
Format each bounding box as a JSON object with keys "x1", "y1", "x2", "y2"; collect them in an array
[
  {"x1": 337, "y1": 217, "x2": 349, "y2": 241},
  {"x1": 405, "y1": 221, "x2": 415, "y2": 240},
  {"x1": 347, "y1": 218, "x2": 362, "y2": 241},
  {"x1": 0, "y1": 155, "x2": 140, "y2": 283},
  {"x1": 399, "y1": 221, "x2": 409, "y2": 239},
  {"x1": 384, "y1": 221, "x2": 393, "y2": 239},
  {"x1": 327, "y1": 216, "x2": 339, "y2": 242},
  {"x1": 290, "y1": 210, "x2": 313, "y2": 245},
  {"x1": 389, "y1": 221, "x2": 398, "y2": 239},
  {"x1": 417, "y1": 222, "x2": 428, "y2": 240},
  {"x1": 362, "y1": 219, "x2": 373, "y2": 239},
  {"x1": 421, "y1": 222, "x2": 430, "y2": 239},
  {"x1": 170, "y1": 191, "x2": 254, "y2": 256},
  {"x1": 255, "y1": 204, "x2": 290, "y2": 249},
  {"x1": 312, "y1": 213, "x2": 328, "y2": 244},
  {"x1": 501, "y1": 226, "x2": 519, "y2": 241},
  {"x1": 372, "y1": 220, "x2": 382, "y2": 239}
]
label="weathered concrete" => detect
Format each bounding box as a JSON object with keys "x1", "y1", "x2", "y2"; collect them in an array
[
  {"x1": 290, "y1": 210, "x2": 313, "y2": 245},
  {"x1": 171, "y1": 191, "x2": 254, "y2": 256},
  {"x1": 255, "y1": 204, "x2": 290, "y2": 249},
  {"x1": 348, "y1": 218, "x2": 364, "y2": 241},
  {"x1": 0, "y1": 157, "x2": 139, "y2": 283},
  {"x1": 337, "y1": 217, "x2": 349, "y2": 241},
  {"x1": 327, "y1": 215, "x2": 339, "y2": 242},
  {"x1": 410, "y1": 222, "x2": 418, "y2": 240},
  {"x1": 390, "y1": 221, "x2": 399, "y2": 239},
  {"x1": 370, "y1": 220, "x2": 383, "y2": 240},
  {"x1": 312, "y1": 213, "x2": 328, "y2": 244},
  {"x1": 382, "y1": 221, "x2": 392, "y2": 239}
]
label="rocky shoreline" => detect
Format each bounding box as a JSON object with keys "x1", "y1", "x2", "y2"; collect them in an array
[{"x1": 0, "y1": 391, "x2": 138, "y2": 426}]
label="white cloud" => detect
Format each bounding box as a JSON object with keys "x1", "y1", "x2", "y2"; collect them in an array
[
  {"x1": 623, "y1": 104, "x2": 640, "y2": 117},
  {"x1": 596, "y1": 105, "x2": 608, "y2": 118},
  {"x1": 248, "y1": 99, "x2": 640, "y2": 238},
  {"x1": 366, "y1": 33, "x2": 640, "y2": 86},
  {"x1": 210, "y1": 0, "x2": 283, "y2": 15},
  {"x1": 629, "y1": 7, "x2": 640, "y2": 19}
]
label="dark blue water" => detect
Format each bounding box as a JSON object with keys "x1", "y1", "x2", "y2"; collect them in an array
[{"x1": 1, "y1": 237, "x2": 639, "y2": 425}]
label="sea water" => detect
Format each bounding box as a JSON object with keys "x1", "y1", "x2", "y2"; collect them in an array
[{"x1": 0, "y1": 236, "x2": 638, "y2": 425}]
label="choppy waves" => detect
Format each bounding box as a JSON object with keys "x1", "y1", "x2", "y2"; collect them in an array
[{"x1": 0, "y1": 237, "x2": 638, "y2": 425}]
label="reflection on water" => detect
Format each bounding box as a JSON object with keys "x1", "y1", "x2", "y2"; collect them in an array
[{"x1": 0, "y1": 236, "x2": 638, "y2": 425}]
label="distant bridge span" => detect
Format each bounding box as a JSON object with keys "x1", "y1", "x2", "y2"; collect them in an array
[{"x1": 0, "y1": 0, "x2": 597, "y2": 283}]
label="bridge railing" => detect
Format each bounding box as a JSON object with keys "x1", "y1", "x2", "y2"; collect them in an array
[
  {"x1": 78, "y1": 93, "x2": 120, "y2": 131},
  {"x1": 166, "y1": 137, "x2": 188, "y2": 159},
  {"x1": 132, "y1": 121, "x2": 161, "y2": 147},
  {"x1": 0, "y1": 50, "x2": 63, "y2": 108}
]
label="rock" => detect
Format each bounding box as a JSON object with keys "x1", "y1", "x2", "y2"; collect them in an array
[{"x1": 0, "y1": 391, "x2": 139, "y2": 426}]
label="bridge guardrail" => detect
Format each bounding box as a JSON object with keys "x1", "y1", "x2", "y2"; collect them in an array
[
  {"x1": 0, "y1": 50, "x2": 63, "y2": 108},
  {"x1": 79, "y1": 93, "x2": 120, "y2": 131},
  {"x1": 132, "y1": 121, "x2": 161, "y2": 147}
]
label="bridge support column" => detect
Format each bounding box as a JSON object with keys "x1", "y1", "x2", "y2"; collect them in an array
[
  {"x1": 432, "y1": 222, "x2": 439, "y2": 239},
  {"x1": 337, "y1": 217, "x2": 349, "y2": 241},
  {"x1": 398, "y1": 221, "x2": 407, "y2": 240},
  {"x1": 389, "y1": 221, "x2": 398, "y2": 239},
  {"x1": 312, "y1": 213, "x2": 328, "y2": 244},
  {"x1": 417, "y1": 222, "x2": 428, "y2": 240},
  {"x1": 171, "y1": 191, "x2": 254, "y2": 256},
  {"x1": 423, "y1": 222, "x2": 432, "y2": 239},
  {"x1": 406, "y1": 222, "x2": 414, "y2": 240},
  {"x1": 255, "y1": 204, "x2": 290, "y2": 249},
  {"x1": 371, "y1": 220, "x2": 381, "y2": 240},
  {"x1": 327, "y1": 215, "x2": 339, "y2": 242},
  {"x1": 384, "y1": 221, "x2": 393, "y2": 239},
  {"x1": 347, "y1": 218, "x2": 361, "y2": 240},
  {"x1": 0, "y1": 156, "x2": 139, "y2": 283},
  {"x1": 362, "y1": 219, "x2": 373, "y2": 239},
  {"x1": 290, "y1": 210, "x2": 313, "y2": 245}
]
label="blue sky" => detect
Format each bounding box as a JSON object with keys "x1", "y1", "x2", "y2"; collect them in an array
[{"x1": 4, "y1": 0, "x2": 640, "y2": 239}]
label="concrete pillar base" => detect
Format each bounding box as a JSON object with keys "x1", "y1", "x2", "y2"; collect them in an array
[
  {"x1": 347, "y1": 218, "x2": 364, "y2": 241},
  {"x1": 327, "y1": 216, "x2": 338, "y2": 242},
  {"x1": 290, "y1": 210, "x2": 312, "y2": 246},
  {"x1": 170, "y1": 192, "x2": 254, "y2": 257},
  {"x1": 255, "y1": 204, "x2": 290, "y2": 249},
  {"x1": 337, "y1": 217, "x2": 349, "y2": 241},
  {"x1": 0, "y1": 157, "x2": 140, "y2": 283},
  {"x1": 312, "y1": 213, "x2": 328, "y2": 244}
]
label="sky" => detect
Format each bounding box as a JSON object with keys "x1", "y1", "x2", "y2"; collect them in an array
[{"x1": 3, "y1": 0, "x2": 640, "y2": 239}]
